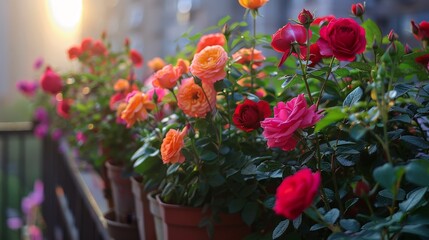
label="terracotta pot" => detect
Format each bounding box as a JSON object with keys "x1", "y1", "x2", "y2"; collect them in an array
[
  {"x1": 104, "y1": 211, "x2": 139, "y2": 240},
  {"x1": 131, "y1": 177, "x2": 156, "y2": 240},
  {"x1": 147, "y1": 191, "x2": 164, "y2": 240},
  {"x1": 157, "y1": 196, "x2": 250, "y2": 240},
  {"x1": 105, "y1": 161, "x2": 135, "y2": 223}
]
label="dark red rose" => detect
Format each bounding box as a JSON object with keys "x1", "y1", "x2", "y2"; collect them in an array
[
  {"x1": 351, "y1": 3, "x2": 365, "y2": 17},
  {"x1": 130, "y1": 49, "x2": 144, "y2": 68},
  {"x1": 57, "y1": 99, "x2": 73, "y2": 119},
  {"x1": 40, "y1": 67, "x2": 63, "y2": 95},
  {"x1": 294, "y1": 43, "x2": 323, "y2": 67},
  {"x1": 317, "y1": 18, "x2": 366, "y2": 61},
  {"x1": 233, "y1": 99, "x2": 271, "y2": 132},
  {"x1": 271, "y1": 23, "x2": 310, "y2": 67},
  {"x1": 80, "y1": 37, "x2": 93, "y2": 53},
  {"x1": 297, "y1": 9, "x2": 314, "y2": 26},
  {"x1": 411, "y1": 20, "x2": 429, "y2": 41}
]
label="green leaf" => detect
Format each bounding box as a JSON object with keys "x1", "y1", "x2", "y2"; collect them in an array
[
  {"x1": 315, "y1": 107, "x2": 347, "y2": 132},
  {"x1": 334, "y1": 68, "x2": 350, "y2": 78},
  {"x1": 242, "y1": 202, "x2": 259, "y2": 226},
  {"x1": 362, "y1": 19, "x2": 382, "y2": 50},
  {"x1": 228, "y1": 198, "x2": 246, "y2": 213},
  {"x1": 401, "y1": 135, "x2": 429, "y2": 149},
  {"x1": 293, "y1": 215, "x2": 302, "y2": 229},
  {"x1": 402, "y1": 224, "x2": 429, "y2": 237},
  {"x1": 217, "y1": 15, "x2": 231, "y2": 27},
  {"x1": 343, "y1": 87, "x2": 363, "y2": 107},
  {"x1": 272, "y1": 220, "x2": 289, "y2": 239},
  {"x1": 340, "y1": 219, "x2": 361, "y2": 232},
  {"x1": 406, "y1": 159, "x2": 429, "y2": 187},
  {"x1": 344, "y1": 198, "x2": 359, "y2": 213},
  {"x1": 399, "y1": 187, "x2": 427, "y2": 212},
  {"x1": 133, "y1": 155, "x2": 160, "y2": 175},
  {"x1": 200, "y1": 151, "x2": 218, "y2": 162},
  {"x1": 373, "y1": 163, "x2": 396, "y2": 190},
  {"x1": 324, "y1": 208, "x2": 340, "y2": 224},
  {"x1": 394, "y1": 83, "x2": 414, "y2": 97},
  {"x1": 347, "y1": 62, "x2": 372, "y2": 72},
  {"x1": 336, "y1": 156, "x2": 356, "y2": 167},
  {"x1": 349, "y1": 124, "x2": 367, "y2": 141},
  {"x1": 207, "y1": 173, "x2": 226, "y2": 187},
  {"x1": 166, "y1": 163, "x2": 181, "y2": 176},
  {"x1": 310, "y1": 223, "x2": 326, "y2": 231}
]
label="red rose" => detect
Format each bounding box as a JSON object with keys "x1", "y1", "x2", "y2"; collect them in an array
[
  {"x1": 130, "y1": 49, "x2": 144, "y2": 68},
  {"x1": 57, "y1": 99, "x2": 73, "y2": 119},
  {"x1": 92, "y1": 40, "x2": 108, "y2": 56},
  {"x1": 274, "y1": 168, "x2": 321, "y2": 220},
  {"x1": 411, "y1": 20, "x2": 429, "y2": 41},
  {"x1": 354, "y1": 179, "x2": 371, "y2": 197},
  {"x1": 233, "y1": 99, "x2": 271, "y2": 132},
  {"x1": 317, "y1": 18, "x2": 366, "y2": 61},
  {"x1": 415, "y1": 54, "x2": 429, "y2": 70},
  {"x1": 311, "y1": 15, "x2": 335, "y2": 27},
  {"x1": 68, "y1": 45, "x2": 81, "y2": 60},
  {"x1": 40, "y1": 67, "x2": 63, "y2": 95},
  {"x1": 80, "y1": 37, "x2": 93, "y2": 53},
  {"x1": 271, "y1": 23, "x2": 309, "y2": 67},
  {"x1": 294, "y1": 43, "x2": 323, "y2": 67}
]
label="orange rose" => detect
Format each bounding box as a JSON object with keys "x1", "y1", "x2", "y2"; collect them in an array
[
  {"x1": 176, "y1": 58, "x2": 190, "y2": 75},
  {"x1": 120, "y1": 91, "x2": 156, "y2": 128},
  {"x1": 177, "y1": 78, "x2": 217, "y2": 118},
  {"x1": 161, "y1": 126, "x2": 188, "y2": 164},
  {"x1": 196, "y1": 33, "x2": 226, "y2": 53},
  {"x1": 114, "y1": 79, "x2": 130, "y2": 92},
  {"x1": 190, "y1": 45, "x2": 228, "y2": 84},
  {"x1": 238, "y1": 0, "x2": 268, "y2": 10},
  {"x1": 147, "y1": 57, "x2": 166, "y2": 72},
  {"x1": 152, "y1": 64, "x2": 181, "y2": 90},
  {"x1": 232, "y1": 48, "x2": 265, "y2": 69}
]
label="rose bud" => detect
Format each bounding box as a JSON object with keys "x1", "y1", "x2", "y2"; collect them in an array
[
  {"x1": 351, "y1": 3, "x2": 365, "y2": 17},
  {"x1": 404, "y1": 44, "x2": 413, "y2": 54},
  {"x1": 297, "y1": 9, "x2": 314, "y2": 26},
  {"x1": 388, "y1": 30, "x2": 398, "y2": 42},
  {"x1": 354, "y1": 179, "x2": 371, "y2": 197},
  {"x1": 411, "y1": 20, "x2": 420, "y2": 37}
]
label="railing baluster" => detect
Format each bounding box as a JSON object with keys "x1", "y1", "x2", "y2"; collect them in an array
[{"x1": 1, "y1": 134, "x2": 9, "y2": 240}]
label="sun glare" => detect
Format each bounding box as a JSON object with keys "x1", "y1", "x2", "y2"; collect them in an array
[{"x1": 48, "y1": 0, "x2": 82, "y2": 29}]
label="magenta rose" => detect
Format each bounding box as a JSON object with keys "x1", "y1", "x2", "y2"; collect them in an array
[
  {"x1": 40, "y1": 67, "x2": 63, "y2": 95},
  {"x1": 317, "y1": 18, "x2": 366, "y2": 61},
  {"x1": 274, "y1": 168, "x2": 321, "y2": 220},
  {"x1": 233, "y1": 99, "x2": 271, "y2": 132},
  {"x1": 261, "y1": 94, "x2": 322, "y2": 151}
]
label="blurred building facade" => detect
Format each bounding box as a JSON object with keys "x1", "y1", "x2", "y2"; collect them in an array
[{"x1": 1, "y1": 0, "x2": 429, "y2": 122}]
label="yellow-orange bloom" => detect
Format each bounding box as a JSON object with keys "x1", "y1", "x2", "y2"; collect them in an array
[
  {"x1": 152, "y1": 64, "x2": 181, "y2": 90},
  {"x1": 238, "y1": 0, "x2": 268, "y2": 10},
  {"x1": 114, "y1": 79, "x2": 130, "y2": 92},
  {"x1": 196, "y1": 33, "x2": 226, "y2": 53},
  {"x1": 161, "y1": 126, "x2": 188, "y2": 164},
  {"x1": 147, "y1": 57, "x2": 166, "y2": 72},
  {"x1": 177, "y1": 78, "x2": 217, "y2": 118},
  {"x1": 232, "y1": 48, "x2": 265, "y2": 69},
  {"x1": 120, "y1": 91, "x2": 156, "y2": 128},
  {"x1": 190, "y1": 45, "x2": 228, "y2": 84},
  {"x1": 176, "y1": 58, "x2": 190, "y2": 75}
]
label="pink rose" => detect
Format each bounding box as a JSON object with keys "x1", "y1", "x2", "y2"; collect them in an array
[
  {"x1": 317, "y1": 18, "x2": 366, "y2": 62},
  {"x1": 274, "y1": 168, "x2": 321, "y2": 220},
  {"x1": 261, "y1": 94, "x2": 322, "y2": 151}
]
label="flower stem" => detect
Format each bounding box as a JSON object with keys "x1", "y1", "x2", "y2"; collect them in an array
[
  {"x1": 250, "y1": 13, "x2": 257, "y2": 92},
  {"x1": 297, "y1": 57, "x2": 314, "y2": 104},
  {"x1": 316, "y1": 57, "x2": 335, "y2": 110}
]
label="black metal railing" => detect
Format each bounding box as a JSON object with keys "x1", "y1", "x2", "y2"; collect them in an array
[
  {"x1": 1, "y1": 123, "x2": 110, "y2": 240},
  {"x1": 42, "y1": 136, "x2": 110, "y2": 240},
  {"x1": 0, "y1": 122, "x2": 37, "y2": 240}
]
